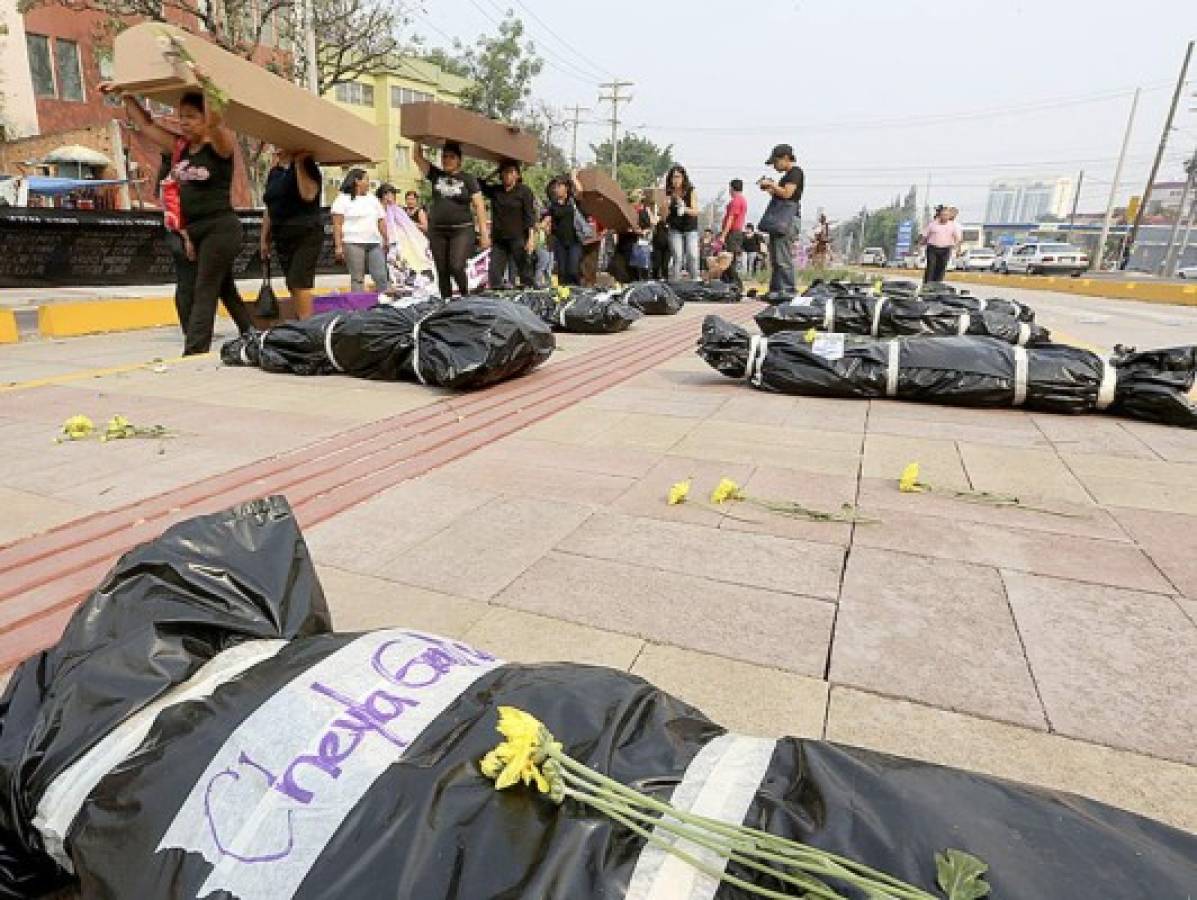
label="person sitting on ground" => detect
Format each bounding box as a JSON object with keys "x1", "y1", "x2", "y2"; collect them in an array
[
  {"x1": 741, "y1": 223, "x2": 763, "y2": 276},
  {"x1": 261, "y1": 146, "x2": 323, "y2": 318},
  {"x1": 480, "y1": 160, "x2": 536, "y2": 289},
  {"x1": 699, "y1": 228, "x2": 716, "y2": 272},
  {"x1": 705, "y1": 251, "x2": 743, "y2": 291}
]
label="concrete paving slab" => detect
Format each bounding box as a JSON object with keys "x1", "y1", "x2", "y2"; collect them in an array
[
  {"x1": 523, "y1": 407, "x2": 698, "y2": 452},
  {"x1": 558, "y1": 511, "x2": 845, "y2": 600},
  {"x1": 860, "y1": 433, "x2": 972, "y2": 492},
  {"x1": 830, "y1": 548, "x2": 1045, "y2": 729},
  {"x1": 1063, "y1": 452, "x2": 1197, "y2": 488},
  {"x1": 0, "y1": 487, "x2": 94, "y2": 545},
  {"x1": 1030, "y1": 415, "x2": 1158, "y2": 459},
  {"x1": 609, "y1": 455, "x2": 748, "y2": 528},
  {"x1": 495, "y1": 552, "x2": 835, "y2": 676},
  {"x1": 708, "y1": 394, "x2": 800, "y2": 427},
  {"x1": 1119, "y1": 421, "x2": 1197, "y2": 464},
  {"x1": 379, "y1": 496, "x2": 593, "y2": 600},
  {"x1": 958, "y1": 443, "x2": 1094, "y2": 505},
  {"x1": 315, "y1": 565, "x2": 487, "y2": 635},
  {"x1": 1105, "y1": 506, "x2": 1197, "y2": 598},
  {"x1": 780, "y1": 397, "x2": 871, "y2": 432},
  {"x1": 473, "y1": 436, "x2": 661, "y2": 479},
  {"x1": 305, "y1": 478, "x2": 497, "y2": 578},
  {"x1": 1003, "y1": 571, "x2": 1197, "y2": 766},
  {"x1": 866, "y1": 410, "x2": 1049, "y2": 449},
  {"x1": 854, "y1": 508, "x2": 1173, "y2": 593},
  {"x1": 581, "y1": 386, "x2": 729, "y2": 419},
  {"x1": 855, "y1": 477, "x2": 1128, "y2": 542},
  {"x1": 462, "y1": 607, "x2": 645, "y2": 669},
  {"x1": 630, "y1": 643, "x2": 829, "y2": 738},
  {"x1": 1065, "y1": 472, "x2": 1197, "y2": 516},
  {"x1": 425, "y1": 454, "x2": 636, "y2": 507},
  {"x1": 825, "y1": 687, "x2": 1197, "y2": 834},
  {"x1": 669, "y1": 431, "x2": 861, "y2": 477}
]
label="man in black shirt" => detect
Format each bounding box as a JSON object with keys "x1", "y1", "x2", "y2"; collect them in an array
[
  {"x1": 481, "y1": 160, "x2": 536, "y2": 289},
  {"x1": 759, "y1": 143, "x2": 804, "y2": 295}
]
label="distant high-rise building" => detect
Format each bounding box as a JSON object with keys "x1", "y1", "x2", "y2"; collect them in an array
[{"x1": 984, "y1": 177, "x2": 1075, "y2": 223}]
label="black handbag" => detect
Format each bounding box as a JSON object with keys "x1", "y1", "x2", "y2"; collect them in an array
[
  {"x1": 758, "y1": 195, "x2": 799, "y2": 237},
  {"x1": 255, "y1": 257, "x2": 280, "y2": 318}
]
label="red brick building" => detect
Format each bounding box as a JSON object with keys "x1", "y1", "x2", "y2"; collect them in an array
[{"x1": 9, "y1": 4, "x2": 288, "y2": 207}]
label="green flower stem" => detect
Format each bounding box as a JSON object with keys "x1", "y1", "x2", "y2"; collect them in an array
[
  {"x1": 551, "y1": 750, "x2": 936, "y2": 900},
  {"x1": 567, "y1": 784, "x2": 848, "y2": 899},
  {"x1": 572, "y1": 787, "x2": 839, "y2": 900}
]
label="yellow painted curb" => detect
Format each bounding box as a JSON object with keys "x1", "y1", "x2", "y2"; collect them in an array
[
  {"x1": 0, "y1": 310, "x2": 17, "y2": 344},
  {"x1": 944, "y1": 272, "x2": 1197, "y2": 305},
  {"x1": 35, "y1": 296, "x2": 250, "y2": 338}
]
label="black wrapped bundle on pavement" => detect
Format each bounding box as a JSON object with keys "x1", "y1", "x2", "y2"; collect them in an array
[
  {"x1": 755, "y1": 295, "x2": 1052, "y2": 346},
  {"x1": 220, "y1": 297, "x2": 554, "y2": 389},
  {"x1": 666, "y1": 279, "x2": 742, "y2": 303},
  {"x1": 699, "y1": 315, "x2": 1197, "y2": 427},
  {"x1": 919, "y1": 282, "x2": 1035, "y2": 322},
  {"x1": 3, "y1": 497, "x2": 1197, "y2": 900},
  {"x1": 501, "y1": 288, "x2": 643, "y2": 334},
  {"x1": 622, "y1": 280, "x2": 684, "y2": 315}
]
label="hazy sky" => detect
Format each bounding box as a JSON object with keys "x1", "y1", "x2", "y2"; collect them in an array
[{"x1": 413, "y1": 0, "x2": 1196, "y2": 224}]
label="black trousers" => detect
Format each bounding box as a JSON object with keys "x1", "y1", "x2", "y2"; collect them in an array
[
  {"x1": 651, "y1": 242, "x2": 670, "y2": 281},
  {"x1": 430, "y1": 225, "x2": 474, "y2": 298},
  {"x1": 170, "y1": 216, "x2": 251, "y2": 355},
  {"x1": 489, "y1": 236, "x2": 532, "y2": 288},
  {"x1": 925, "y1": 245, "x2": 952, "y2": 283},
  {"x1": 553, "y1": 239, "x2": 583, "y2": 286}
]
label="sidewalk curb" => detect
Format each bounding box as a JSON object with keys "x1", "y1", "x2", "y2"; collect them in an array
[
  {"x1": 36, "y1": 296, "x2": 243, "y2": 339},
  {"x1": 0, "y1": 310, "x2": 17, "y2": 344},
  {"x1": 879, "y1": 268, "x2": 1197, "y2": 305}
]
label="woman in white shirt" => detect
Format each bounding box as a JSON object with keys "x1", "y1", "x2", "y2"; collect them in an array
[{"x1": 331, "y1": 168, "x2": 388, "y2": 293}]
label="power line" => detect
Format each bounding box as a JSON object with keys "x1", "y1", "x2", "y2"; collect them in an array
[
  {"x1": 511, "y1": 0, "x2": 614, "y2": 81},
  {"x1": 598, "y1": 79, "x2": 633, "y2": 177},
  {"x1": 564, "y1": 103, "x2": 589, "y2": 168},
  {"x1": 473, "y1": 0, "x2": 604, "y2": 86}
]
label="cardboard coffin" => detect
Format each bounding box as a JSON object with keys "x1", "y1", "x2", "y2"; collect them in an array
[
  {"x1": 576, "y1": 167, "x2": 638, "y2": 232},
  {"x1": 111, "y1": 23, "x2": 377, "y2": 164},
  {"x1": 399, "y1": 102, "x2": 537, "y2": 165}
]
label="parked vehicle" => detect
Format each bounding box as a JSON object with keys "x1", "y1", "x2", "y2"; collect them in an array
[
  {"x1": 997, "y1": 242, "x2": 1089, "y2": 276},
  {"x1": 860, "y1": 247, "x2": 887, "y2": 266},
  {"x1": 1178, "y1": 265, "x2": 1197, "y2": 279},
  {"x1": 958, "y1": 248, "x2": 996, "y2": 271}
]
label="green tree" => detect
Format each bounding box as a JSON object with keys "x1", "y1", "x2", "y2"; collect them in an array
[
  {"x1": 590, "y1": 133, "x2": 674, "y2": 184},
  {"x1": 420, "y1": 12, "x2": 543, "y2": 122}
]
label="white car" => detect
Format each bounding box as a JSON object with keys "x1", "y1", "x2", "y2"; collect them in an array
[
  {"x1": 958, "y1": 248, "x2": 996, "y2": 271},
  {"x1": 860, "y1": 247, "x2": 887, "y2": 266},
  {"x1": 1179, "y1": 265, "x2": 1197, "y2": 279},
  {"x1": 997, "y1": 242, "x2": 1089, "y2": 276}
]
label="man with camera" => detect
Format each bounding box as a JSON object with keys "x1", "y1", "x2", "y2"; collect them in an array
[{"x1": 757, "y1": 144, "x2": 804, "y2": 296}]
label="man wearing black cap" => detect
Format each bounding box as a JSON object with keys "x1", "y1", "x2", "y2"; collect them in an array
[{"x1": 758, "y1": 143, "x2": 804, "y2": 295}]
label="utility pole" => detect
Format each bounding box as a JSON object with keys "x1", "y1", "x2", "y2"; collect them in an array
[
  {"x1": 1067, "y1": 169, "x2": 1084, "y2": 235},
  {"x1": 1094, "y1": 87, "x2": 1140, "y2": 272},
  {"x1": 598, "y1": 80, "x2": 633, "y2": 178},
  {"x1": 303, "y1": 0, "x2": 319, "y2": 93},
  {"x1": 1162, "y1": 149, "x2": 1197, "y2": 277},
  {"x1": 1124, "y1": 40, "x2": 1193, "y2": 268},
  {"x1": 564, "y1": 104, "x2": 588, "y2": 169}
]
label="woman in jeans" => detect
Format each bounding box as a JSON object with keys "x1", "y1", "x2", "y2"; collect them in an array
[
  {"x1": 261, "y1": 147, "x2": 322, "y2": 318},
  {"x1": 331, "y1": 169, "x2": 388, "y2": 293},
  {"x1": 544, "y1": 172, "x2": 585, "y2": 286},
  {"x1": 663, "y1": 165, "x2": 700, "y2": 280},
  {"x1": 414, "y1": 142, "x2": 490, "y2": 298},
  {"x1": 100, "y1": 84, "x2": 252, "y2": 354}
]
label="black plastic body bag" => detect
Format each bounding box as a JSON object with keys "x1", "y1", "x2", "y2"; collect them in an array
[{"x1": 2, "y1": 497, "x2": 1196, "y2": 899}]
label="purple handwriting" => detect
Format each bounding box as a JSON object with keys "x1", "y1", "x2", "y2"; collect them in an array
[{"x1": 202, "y1": 632, "x2": 496, "y2": 864}]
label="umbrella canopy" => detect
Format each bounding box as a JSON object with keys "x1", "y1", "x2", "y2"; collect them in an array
[{"x1": 44, "y1": 145, "x2": 112, "y2": 166}]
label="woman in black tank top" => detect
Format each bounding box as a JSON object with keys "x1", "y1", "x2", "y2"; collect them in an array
[{"x1": 100, "y1": 82, "x2": 252, "y2": 354}]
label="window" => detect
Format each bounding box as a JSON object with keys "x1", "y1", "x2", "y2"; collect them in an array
[
  {"x1": 55, "y1": 39, "x2": 84, "y2": 101},
  {"x1": 97, "y1": 51, "x2": 121, "y2": 106},
  {"x1": 26, "y1": 34, "x2": 55, "y2": 97},
  {"x1": 334, "y1": 82, "x2": 374, "y2": 105},
  {"x1": 394, "y1": 145, "x2": 410, "y2": 170},
  {"x1": 390, "y1": 86, "x2": 432, "y2": 107}
]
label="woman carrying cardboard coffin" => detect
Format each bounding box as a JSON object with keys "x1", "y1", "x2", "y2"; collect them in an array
[
  {"x1": 414, "y1": 142, "x2": 490, "y2": 298},
  {"x1": 100, "y1": 80, "x2": 252, "y2": 354}
]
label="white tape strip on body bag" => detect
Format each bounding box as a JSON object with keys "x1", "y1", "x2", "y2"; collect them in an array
[
  {"x1": 241, "y1": 329, "x2": 271, "y2": 366},
  {"x1": 1096, "y1": 356, "x2": 1117, "y2": 410},
  {"x1": 870, "y1": 297, "x2": 886, "y2": 338},
  {"x1": 956, "y1": 313, "x2": 971, "y2": 336},
  {"x1": 323, "y1": 315, "x2": 345, "y2": 372},
  {"x1": 157, "y1": 630, "x2": 502, "y2": 900},
  {"x1": 745, "y1": 335, "x2": 769, "y2": 387},
  {"x1": 885, "y1": 339, "x2": 902, "y2": 397},
  {"x1": 34, "y1": 640, "x2": 290, "y2": 872},
  {"x1": 822, "y1": 300, "x2": 836, "y2": 332},
  {"x1": 624, "y1": 733, "x2": 777, "y2": 900},
  {"x1": 1017, "y1": 323, "x2": 1032, "y2": 347},
  {"x1": 1012, "y1": 346, "x2": 1029, "y2": 406},
  {"x1": 410, "y1": 312, "x2": 436, "y2": 385},
  {"x1": 558, "y1": 297, "x2": 579, "y2": 328},
  {"x1": 977, "y1": 298, "x2": 988, "y2": 312}
]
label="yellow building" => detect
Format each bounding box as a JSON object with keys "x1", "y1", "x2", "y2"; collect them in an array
[{"x1": 322, "y1": 57, "x2": 470, "y2": 200}]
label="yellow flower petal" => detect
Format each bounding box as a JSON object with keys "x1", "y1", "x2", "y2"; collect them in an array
[
  {"x1": 899, "y1": 462, "x2": 924, "y2": 493},
  {"x1": 667, "y1": 479, "x2": 691, "y2": 506},
  {"x1": 709, "y1": 478, "x2": 743, "y2": 505},
  {"x1": 803, "y1": 328, "x2": 818, "y2": 344},
  {"x1": 60, "y1": 415, "x2": 95, "y2": 441}
]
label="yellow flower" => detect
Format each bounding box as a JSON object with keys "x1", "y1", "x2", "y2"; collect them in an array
[
  {"x1": 710, "y1": 478, "x2": 743, "y2": 505},
  {"x1": 557, "y1": 285, "x2": 572, "y2": 303},
  {"x1": 479, "y1": 707, "x2": 563, "y2": 799},
  {"x1": 102, "y1": 415, "x2": 135, "y2": 442},
  {"x1": 899, "y1": 462, "x2": 924, "y2": 493},
  {"x1": 803, "y1": 328, "x2": 818, "y2": 343},
  {"x1": 667, "y1": 479, "x2": 691, "y2": 505},
  {"x1": 58, "y1": 415, "x2": 94, "y2": 442}
]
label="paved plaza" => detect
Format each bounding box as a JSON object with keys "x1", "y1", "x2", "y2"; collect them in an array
[{"x1": 1, "y1": 284, "x2": 1196, "y2": 836}]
